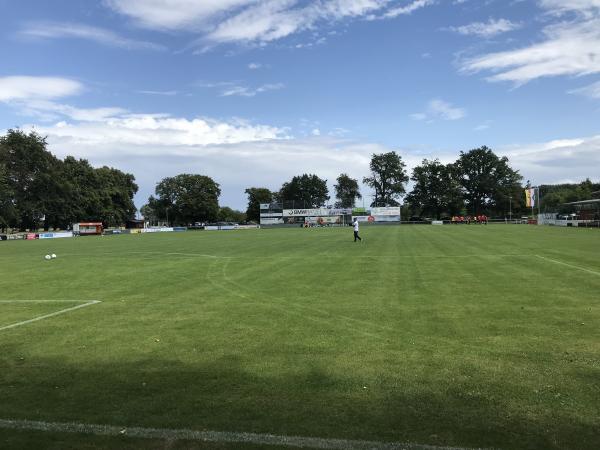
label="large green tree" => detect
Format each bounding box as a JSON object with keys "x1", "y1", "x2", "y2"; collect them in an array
[
  {"x1": 0, "y1": 129, "x2": 138, "y2": 230},
  {"x1": 334, "y1": 173, "x2": 361, "y2": 208},
  {"x1": 363, "y1": 151, "x2": 409, "y2": 207},
  {"x1": 453, "y1": 146, "x2": 522, "y2": 215},
  {"x1": 279, "y1": 174, "x2": 329, "y2": 208},
  {"x1": 152, "y1": 174, "x2": 220, "y2": 225},
  {"x1": 217, "y1": 207, "x2": 246, "y2": 223},
  {"x1": 140, "y1": 203, "x2": 159, "y2": 225},
  {"x1": 405, "y1": 159, "x2": 463, "y2": 219},
  {"x1": 0, "y1": 161, "x2": 15, "y2": 231},
  {"x1": 0, "y1": 130, "x2": 63, "y2": 230},
  {"x1": 540, "y1": 179, "x2": 600, "y2": 212},
  {"x1": 94, "y1": 166, "x2": 138, "y2": 226},
  {"x1": 244, "y1": 187, "x2": 273, "y2": 222},
  {"x1": 58, "y1": 158, "x2": 138, "y2": 227}
]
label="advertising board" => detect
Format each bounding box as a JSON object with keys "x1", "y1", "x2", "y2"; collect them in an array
[
  {"x1": 261, "y1": 218, "x2": 284, "y2": 225},
  {"x1": 305, "y1": 216, "x2": 342, "y2": 225},
  {"x1": 38, "y1": 232, "x2": 74, "y2": 239},
  {"x1": 370, "y1": 207, "x2": 400, "y2": 216},
  {"x1": 352, "y1": 216, "x2": 374, "y2": 222},
  {"x1": 283, "y1": 208, "x2": 329, "y2": 217}
]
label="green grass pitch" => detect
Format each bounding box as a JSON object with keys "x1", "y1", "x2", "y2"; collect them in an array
[{"x1": 0, "y1": 225, "x2": 598, "y2": 449}]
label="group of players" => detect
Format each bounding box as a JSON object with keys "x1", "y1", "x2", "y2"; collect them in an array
[{"x1": 451, "y1": 215, "x2": 488, "y2": 224}]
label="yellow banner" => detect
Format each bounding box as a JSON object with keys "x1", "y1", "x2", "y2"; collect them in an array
[{"x1": 525, "y1": 188, "x2": 535, "y2": 208}]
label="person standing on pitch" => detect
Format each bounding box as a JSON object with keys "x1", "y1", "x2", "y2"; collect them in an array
[{"x1": 352, "y1": 218, "x2": 362, "y2": 242}]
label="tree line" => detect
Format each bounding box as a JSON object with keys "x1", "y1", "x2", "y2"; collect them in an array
[
  {"x1": 1, "y1": 129, "x2": 596, "y2": 230},
  {"x1": 0, "y1": 130, "x2": 137, "y2": 231},
  {"x1": 244, "y1": 147, "x2": 524, "y2": 221}
]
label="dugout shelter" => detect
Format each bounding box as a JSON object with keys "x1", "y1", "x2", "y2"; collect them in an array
[{"x1": 73, "y1": 222, "x2": 103, "y2": 236}]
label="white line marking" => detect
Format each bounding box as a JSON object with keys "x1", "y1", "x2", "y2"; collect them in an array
[
  {"x1": 0, "y1": 301, "x2": 100, "y2": 332},
  {"x1": 0, "y1": 300, "x2": 95, "y2": 303},
  {"x1": 61, "y1": 252, "x2": 530, "y2": 260},
  {"x1": 535, "y1": 255, "x2": 600, "y2": 277},
  {"x1": 0, "y1": 418, "x2": 486, "y2": 450}
]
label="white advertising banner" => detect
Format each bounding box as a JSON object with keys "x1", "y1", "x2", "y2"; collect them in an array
[
  {"x1": 305, "y1": 216, "x2": 342, "y2": 225},
  {"x1": 38, "y1": 232, "x2": 74, "y2": 239},
  {"x1": 283, "y1": 208, "x2": 329, "y2": 217},
  {"x1": 260, "y1": 218, "x2": 284, "y2": 225},
  {"x1": 372, "y1": 215, "x2": 400, "y2": 222},
  {"x1": 352, "y1": 216, "x2": 374, "y2": 222},
  {"x1": 370, "y1": 207, "x2": 400, "y2": 216},
  {"x1": 260, "y1": 212, "x2": 283, "y2": 217}
]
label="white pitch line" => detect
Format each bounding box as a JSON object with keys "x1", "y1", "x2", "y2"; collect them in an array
[
  {"x1": 0, "y1": 300, "x2": 95, "y2": 303},
  {"x1": 535, "y1": 255, "x2": 600, "y2": 277},
  {"x1": 0, "y1": 418, "x2": 486, "y2": 450},
  {"x1": 64, "y1": 252, "x2": 531, "y2": 260},
  {"x1": 0, "y1": 301, "x2": 100, "y2": 332}
]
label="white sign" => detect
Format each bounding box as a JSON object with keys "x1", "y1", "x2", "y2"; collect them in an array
[
  {"x1": 371, "y1": 207, "x2": 400, "y2": 216},
  {"x1": 38, "y1": 232, "x2": 73, "y2": 239},
  {"x1": 259, "y1": 203, "x2": 271, "y2": 210},
  {"x1": 305, "y1": 216, "x2": 341, "y2": 224},
  {"x1": 283, "y1": 208, "x2": 328, "y2": 217},
  {"x1": 372, "y1": 216, "x2": 400, "y2": 222},
  {"x1": 352, "y1": 216, "x2": 374, "y2": 222},
  {"x1": 260, "y1": 218, "x2": 284, "y2": 225},
  {"x1": 328, "y1": 208, "x2": 352, "y2": 215},
  {"x1": 260, "y1": 213, "x2": 283, "y2": 218}
]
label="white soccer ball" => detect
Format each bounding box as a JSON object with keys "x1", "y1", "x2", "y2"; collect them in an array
[
  {"x1": 51, "y1": 254, "x2": 57, "y2": 259},
  {"x1": 45, "y1": 254, "x2": 51, "y2": 260}
]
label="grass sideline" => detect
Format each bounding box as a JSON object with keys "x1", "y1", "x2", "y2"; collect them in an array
[{"x1": 0, "y1": 225, "x2": 598, "y2": 449}]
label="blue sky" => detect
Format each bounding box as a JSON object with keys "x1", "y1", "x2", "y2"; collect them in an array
[{"x1": 1, "y1": 0, "x2": 599, "y2": 210}]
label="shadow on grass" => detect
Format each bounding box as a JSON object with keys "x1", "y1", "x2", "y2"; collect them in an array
[{"x1": 1, "y1": 349, "x2": 598, "y2": 450}]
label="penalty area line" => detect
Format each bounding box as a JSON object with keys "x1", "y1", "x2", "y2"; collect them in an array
[
  {"x1": 0, "y1": 301, "x2": 101, "y2": 332},
  {"x1": 0, "y1": 418, "x2": 486, "y2": 450},
  {"x1": 535, "y1": 255, "x2": 600, "y2": 277}
]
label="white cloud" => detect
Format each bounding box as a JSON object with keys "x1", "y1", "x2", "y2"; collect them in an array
[
  {"x1": 136, "y1": 90, "x2": 179, "y2": 95},
  {"x1": 0, "y1": 77, "x2": 130, "y2": 122},
  {"x1": 499, "y1": 135, "x2": 600, "y2": 184},
  {"x1": 569, "y1": 80, "x2": 600, "y2": 98},
  {"x1": 19, "y1": 116, "x2": 390, "y2": 208},
  {"x1": 410, "y1": 113, "x2": 427, "y2": 121},
  {"x1": 19, "y1": 22, "x2": 165, "y2": 51},
  {"x1": 248, "y1": 62, "x2": 262, "y2": 69},
  {"x1": 105, "y1": 0, "x2": 436, "y2": 45},
  {"x1": 538, "y1": 0, "x2": 600, "y2": 17},
  {"x1": 448, "y1": 18, "x2": 521, "y2": 38},
  {"x1": 0, "y1": 76, "x2": 83, "y2": 101},
  {"x1": 23, "y1": 100, "x2": 128, "y2": 122},
  {"x1": 221, "y1": 83, "x2": 284, "y2": 97},
  {"x1": 11, "y1": 110, "x2": 600, "y2": 210},
  {"x1": 461, "y1": 3, "x2": 600, "y2": 84},
  {"x1": 104, "y1": 0, "x2": 256, "y2": 30},
  {"x1": 29, "y1": 115, "x2": 285, "y2": 149},
  {"x1": 381, "y1": 0, "x2": 436, "y2": 19},
  {"x1": 411, "y1": 99, "x2": 466, "y2": 121},
  {"x1": 207, "y1": 1, "x2": 323, "y2": 44}
]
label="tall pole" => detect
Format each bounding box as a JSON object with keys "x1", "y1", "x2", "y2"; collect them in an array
[
  {"x1": 531, "y1": 187, "x2": 534, "y2": 220},
  {"x1": 509, "y1": 196, "x2": 512, "y2": 222}
]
